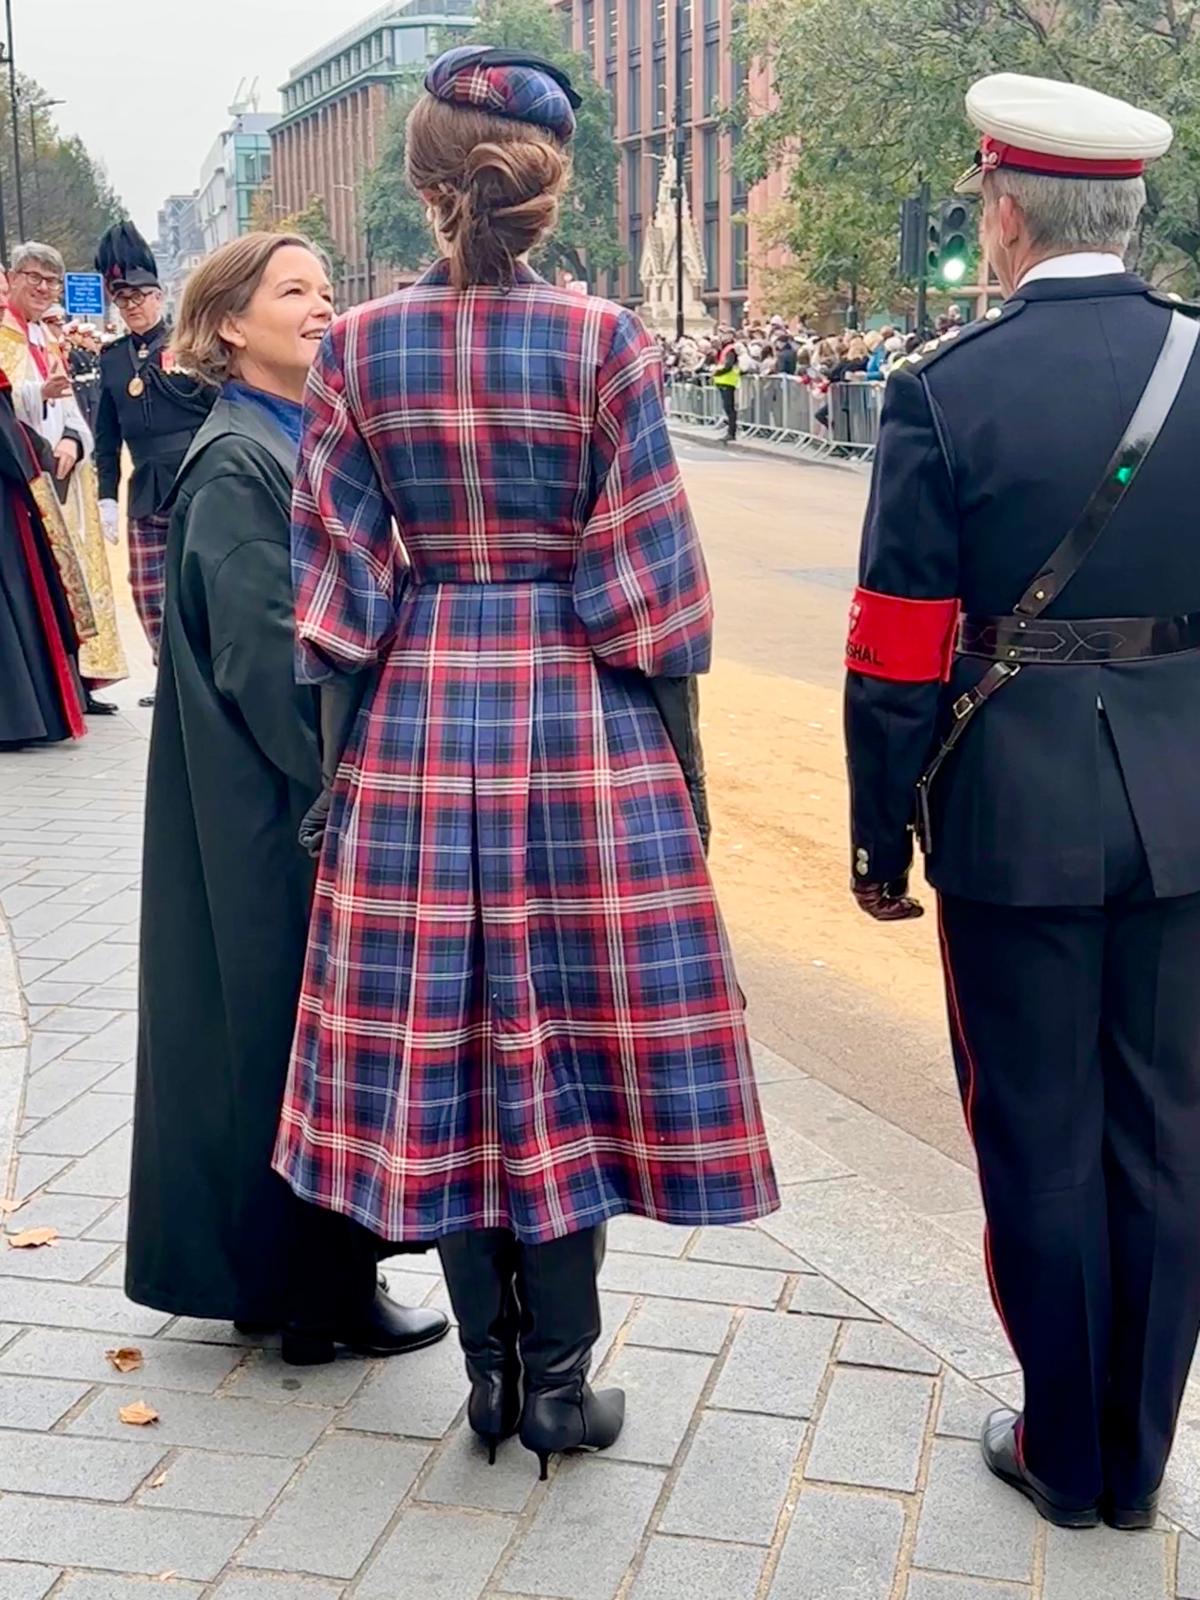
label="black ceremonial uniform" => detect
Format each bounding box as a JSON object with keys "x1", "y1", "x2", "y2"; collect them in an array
[
  {"x1": 95, "y1": 325, "x2": 212, "y2": 521},
  {"x1": 845, "y1": 272, "x2": 1200, "y2": 1514}
]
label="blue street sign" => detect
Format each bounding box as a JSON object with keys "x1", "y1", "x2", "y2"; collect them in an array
[{"x1": 64, "y1": 272, "x2": 105, "y2": 318}]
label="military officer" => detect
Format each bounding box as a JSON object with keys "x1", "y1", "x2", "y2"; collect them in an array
[
  {"x1": 94, "y1": 222, "x2": 213, "y2": 704},
  {"x1": 845, "y1": 73, "x2": 1200, "y2": 1531}
]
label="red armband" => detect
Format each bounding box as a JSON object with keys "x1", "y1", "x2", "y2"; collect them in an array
[{"x1": 845, "y1": 587, "x2": 960, "y2": 683}]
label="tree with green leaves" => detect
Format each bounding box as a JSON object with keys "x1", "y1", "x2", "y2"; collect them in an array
[
  {"x1": 4, "y1": 79, "x2": 123, "y2": 268},
  {"x1": 249, "y1": 189, "x2": 346, "y2": 278},
  {"x1": 363, "y1": 0, "x2": 622, "y2": 283},
  {"x1": 738, "y1": 0, "x2": 1200, "y2": 315}
]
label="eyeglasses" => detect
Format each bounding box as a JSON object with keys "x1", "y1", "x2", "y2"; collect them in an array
[
  {"x1": 113, "y1": 288, "x2": 160, "y2": 308},
  {"x1": 15, "y1": 270, "x2": 62, "y2": 292}
]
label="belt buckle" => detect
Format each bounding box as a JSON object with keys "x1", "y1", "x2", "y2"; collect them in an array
[{"x1": 952, "y1": 692, "x2": 974, "y2": 720}]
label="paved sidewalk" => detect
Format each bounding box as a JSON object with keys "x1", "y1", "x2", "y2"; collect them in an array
[{"x1": 2, "y1": 717, "x2": 1200, "y2": 1600}]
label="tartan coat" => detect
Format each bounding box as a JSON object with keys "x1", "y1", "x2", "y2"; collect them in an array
[{"x1": 273, "y1": 260, "x2": 779, "y2": 1245}]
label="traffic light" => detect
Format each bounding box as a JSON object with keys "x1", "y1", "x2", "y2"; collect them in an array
[
  {"x1": 928, "y1": 198, "x2": 973, "y2": 284},
  {"x1": 898, "y1": 195, "x2": 926, "y2": 282}
]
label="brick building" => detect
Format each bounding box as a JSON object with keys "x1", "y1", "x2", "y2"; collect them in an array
[
  {"x1": 560, "y1": 0, "x2": 786, "y2": 327},
  {"x1": 270, "y1": 0, "x2": 474, "y2": 306}
]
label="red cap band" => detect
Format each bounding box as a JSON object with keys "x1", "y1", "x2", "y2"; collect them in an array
[
  {"x1": 845, "y1": 588, "x2": 960, "y2": 683},
  {"x1": 980, "y1": 134, "x2": 1146, "y2": 181}
]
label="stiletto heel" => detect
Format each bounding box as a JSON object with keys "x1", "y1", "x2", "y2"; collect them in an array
[
  {"x1": 486, "y1": 1436, "x2": 499, "y2": 1466},
  {"x1": 538, "y1": 1450, "x2": 550, "y2": 1481},
  {"x1": 438, "y1": 1230, "x2": 523, "y2": 1463}
]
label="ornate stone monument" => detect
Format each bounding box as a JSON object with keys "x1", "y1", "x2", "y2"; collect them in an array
[{"x1": 638, "y1": 167, "x2": 711, "y2": 338}]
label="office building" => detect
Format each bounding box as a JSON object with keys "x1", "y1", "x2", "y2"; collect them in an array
[{"x1": 196, "y1": 112, "x2": 277, "y2": 256}]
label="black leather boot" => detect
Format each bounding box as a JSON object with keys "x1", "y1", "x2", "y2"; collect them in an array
[
  {"x1": 517, "y1": 1226, "x2": 625, "y2": 1479},
  {"x1": 438, "y1": 1229, "x2": 522, "y2": 1463},
  {"x1": 282, "y1": 1273, "x2": 449, "y2": 1365},
  {"x1": 1101, "y1": 1490, "x2": 1160, "y2": 1531},
  {"x1": 982, "y1": 1409, "x2": 1101, "y2": 1529}
]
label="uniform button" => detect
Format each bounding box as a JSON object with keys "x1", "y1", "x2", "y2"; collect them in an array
[
  {"x1": 985, "y1": 306, "x2": 1002, "y2": 321},
  {"x1": 854, "y1": 848, "x2": 870, "y2": 876}
]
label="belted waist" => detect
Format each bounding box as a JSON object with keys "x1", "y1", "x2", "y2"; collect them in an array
[
  {"x1": 408, "y1": 576, "x2": 572, "y2": 588},
  {"x1": 957, "y1": 610, "x2": 1200, "y2": 665},
  {"x1": 131, "y1": 429, "x2": 199, "y2": 466}
]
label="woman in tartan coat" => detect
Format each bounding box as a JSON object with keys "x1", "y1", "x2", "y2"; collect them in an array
[{"x1": 274, "y1": 46, "x2": 778, "y2": 1473}]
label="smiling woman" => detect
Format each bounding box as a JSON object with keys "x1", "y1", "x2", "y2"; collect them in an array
[{"x1": 125, "y1": 231, "x2": 449, "y2": 1363}]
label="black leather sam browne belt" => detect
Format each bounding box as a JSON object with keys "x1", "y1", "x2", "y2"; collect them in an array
[{"x1": 915, "y1": 309, "x2": 1200, "y2": 856}]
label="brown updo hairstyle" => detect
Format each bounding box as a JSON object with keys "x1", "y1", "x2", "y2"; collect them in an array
[
  {"x1": 406, "y1": 96, "x2": 570, "y2": 290},
  {"x1": 172, "y1": 232, "x2": 320, "y2": 386}
]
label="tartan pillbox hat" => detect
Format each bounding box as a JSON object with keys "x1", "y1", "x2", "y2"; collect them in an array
[{"x1": 425, "y1": 44, "x2": 581, "y2": 142}]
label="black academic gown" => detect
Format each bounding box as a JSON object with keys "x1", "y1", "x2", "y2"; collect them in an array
[
  {"x1": 126, "y1": 394, "x2": 325, "y2": 1320},
  {"x1": 0, "y1": 390, "x2": 83, "y2": 746}
]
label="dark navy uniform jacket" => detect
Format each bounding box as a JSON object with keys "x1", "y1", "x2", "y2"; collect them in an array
[
  {"x1": 95, "y1": 324, "x2": 213, "y2": 519},
  {"x1": 845, "y1": 273, "x2": 1200, "y2": 907}
]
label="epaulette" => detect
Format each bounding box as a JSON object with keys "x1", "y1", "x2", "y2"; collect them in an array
[
  {"x1": 895, "y1": 297, "x2": 1026, "y2": 377},
  {"x1": 1145, "y1": 287, "x2": 1200, "y2": 318},
  {"x1": 99, "y1": 334, "x2": 131, "y2": 363}
]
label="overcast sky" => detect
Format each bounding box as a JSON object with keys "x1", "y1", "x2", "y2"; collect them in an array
[{"x1": 18, "y1": 0, "x2": 379, "y2": 238}]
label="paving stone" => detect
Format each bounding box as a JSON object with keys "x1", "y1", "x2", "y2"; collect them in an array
[
  {"x1": 915, "y1": 1438, "x2": 1036, "y2": 1583},
  {"x1": 358, "y1": 1506, "x2": 513, "y2": 1600},
  {"x1": 710, "y1": 1309, "x2": 836, "y2": 1419},
  {"x1": 35, "y1": 1007, "x2": 119, "y2": 1036},
  {"x1": 53, "y1": 875, "x2": 140, "y2": 908},
  {"x1": 0, "y1": 1328, "x2": 245, "y2": 1393},
  {"x1": 1180, "y1": 1536, "x2": 1200, "y2": 1599},
  {"x1": 0, "y1": 1564, "x2": 59, "y2": 1600},
  {"x1": 94, "y1": 1064, "x2": 135, "y2": 1095},
  {"x1": 161, "y1": 1318, "x2": 270, "y2": 1348},
  {"x1": 0, "y1": 1496, "x2": 250, "y2": 1580},
  {"x1": 0, "y1": 1192, "x2": 111, "y2": 1238},
  {"x1": 0, "y1": 1281, "x2": 168, "y2": 1336},
  {"x1": 606, "y1": 1215, "x2": 693, "y2": 1257},
  {"x1": 85, "y1": 1200, "x2": 128, "y2": 1243},
  {"x1": 593, "y1": 1293, "x2": 635, "y2": 1373},
  {"x1": 768, "y1": 1486, "x2": 905, "y2": 1600},
  {"x1": 22, "y1": 1057, "x2": 124, "y2": 1122},
  {"x1": 788, "y1": 1274, "x2": 879, "y2": 1320},
  {"x1": 417, "y1": 1423, "x2": 536, "y2": 1514},
  {"x1": 10, "y1": 900, "x2": 84, "y2": 940},
  {"x1": 47, "y1": 1126, "x2": 132, "y2": 1196},
  {"x1": 67, "y1": 1386, "x2": 335, "y2": 1457},
  {"x1": 501, "y1": 1457, "x2": 664, "y2": 1600},
  {"x1": 628, "y1": 1536, "x2": 766, "y2": 1600},
  {"x1": 906, "y1": 1580, "x2": 1030, "y2": 1600},
  {"x1": 54, "y1": 1579, "x2": 205, "y2": 1600},
  {"x1": 20, "y1": 1091, "x2": 130, "y2": 1157},
  {"x1": 762, "y1": 1114, "x2": 857, "y2": 1187},
  {"x1": 142, "y1": 1449, "x2": 297, "y2": 1519},
  {"x1": 930, "y1": 1208, "x2": 988, "y2": 1250},
  {"x1": 1042, "y1": 1523, "x2": 1169, "y2": 1599},
  {"x1": 627, "y1": 1297, "x2": 734, "y2": 1356},
  {"x1": 599, "y1": 1253, "x2": 785, "y2": 1309},
  {"x1": 604, "y1": 1346, "x2": 713, "y2": 1466},
  {"x1": 689, "y1": 1225, "x2": 810, "y2": 1272},
  {"x1": 239, "y1": 1435, "x2": 428, "y2": 1578},
  {"x1": 91, "y1": 1250, "x2": 129, "y2": 1288},
  {"x1": 0, "y1": 1237, "x2": 115, "y2": 1282},
  {"x1": 936, "y1": 1371, "x2": 998, "y2": 1441},
  {"x1": 839, "y1": 1321, "x2": 942, "y2": 1376},
  {"x1": 0, "y1": 1374, "x2": 91, "y2": 1429},
  {"x1": 46, "y1": 942, "x2": 135, "y2": 987},
  {"x1": 22, "y1": 981, "x2": 91, "y2": 1010},
  {"x1": 62, "y1": 1014, "x2": 138, "y2": 1062},
  {"x1": 340, "y1": 1327, "x2": 466, "y2": 1438},
  {"x1": 210, "y1": 1580, "x2": 340, "y2": 1600},
  {"x1": 221, "y1": 1349, "x2": 371, "y2": 1407},
  {"x1": 805, "y1": 1367, "x2": 933, "y2": 1492},
  {"x1": 12, "y1": 1154, "x2": 70, "y2": 1200},
  {"x1": 19, "y1": 923, "x2": 117, "y2": 965},
  {"x1": 0, "y1": 1430, "x2": 166, "y2": 1500},
  {"x1": 659, "y1": 1410, "x2": 803, "y2": 1545},
  {"x1": 27, "y1": 1031, "x2": 83, "y2": 1069}
]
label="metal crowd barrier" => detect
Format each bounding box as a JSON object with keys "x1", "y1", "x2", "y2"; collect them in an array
[{"x1": 666, "y1": 372, "x2": 883, "y2": 463}]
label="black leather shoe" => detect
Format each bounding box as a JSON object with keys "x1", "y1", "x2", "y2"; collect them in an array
[
  {"x1": 85, "y1": 692, "x2": 118, "y2": 716},
  {"x1": 1102, "y1": 1492, "x2": 1159, "y2": 1531},
  {"x1": 282, "y1": 1282, "x2": 450, "y2": 1366},
  {"x1": 982, "y1": 1409, "x2": 1101, "y2": 1529}
]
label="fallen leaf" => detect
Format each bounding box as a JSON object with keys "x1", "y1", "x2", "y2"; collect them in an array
[
  {"x1": 156, "y1": 1573, "x2": 176, "y2": 1582},
  {"x1": 118, "y1": 1400, "x2": 159, "y2": 1426},
  {"x1": 0, "y1": 1198, "x2": 23, "y2": 1216},
  {"x1": 105, "y1": 1346, "x2": 144, "y2": 1374},
  {"x1": 148, "y1": 1470, "x2": 169, "y2": 1489},
  {"x1": 6, "y1": 1226, "x2": 58, "y2": 1249}
]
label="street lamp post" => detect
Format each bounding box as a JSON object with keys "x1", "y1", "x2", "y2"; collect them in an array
[
  {"x1": 4, "y1": 2, "x2": 24, "y2": 241},
  {"x1": 29, "y1": 97, "x2": 64, "y2": 239}
]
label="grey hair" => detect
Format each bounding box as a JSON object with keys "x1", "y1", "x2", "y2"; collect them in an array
[
  {"x1": 11, "y1": 240, "x2": 66, "y2": 276},
  {"x1": 987, "y1": 169, "x2": 1145, "y2": 256}
]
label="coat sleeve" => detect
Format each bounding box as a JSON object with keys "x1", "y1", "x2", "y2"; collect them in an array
[
  {"x1": 573, "y1": 311, "x2": 712, "y2": 676},
  {"x1": 94, "y1": 370, "x2": 121, "y2": 502},
  {"x1": 185, "y1": 475, "x2": 321, "y2": 792},
  {"x1": 290, "y1": 319, "x2": 403, "y2": 684},
  {"x1": 843, "y1": 365, "x2": 960, "y2": 886}
]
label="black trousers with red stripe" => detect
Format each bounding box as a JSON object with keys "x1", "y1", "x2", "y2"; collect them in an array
[{"x1": 938, "y1": 721, "x2": 1200, "y2": 1508}]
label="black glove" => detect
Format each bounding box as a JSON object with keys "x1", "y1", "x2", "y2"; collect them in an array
[
  {"x1": 852, "y1": 877, "x2": 924, "y2": 922},
  {"x1": 298, "y1": 672, "x2": 373, "y2": 860},
  {"x1": 646, "y1": 674, "x2": 710, "y2": 854}
]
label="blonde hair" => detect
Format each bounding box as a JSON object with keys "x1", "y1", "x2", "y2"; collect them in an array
[
  {"x1": 172, "y1": 232, "x2": 320, "y2": 386},
  {"x1": 405, "y1": 96, "x2": 570, "y2": 290}
]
